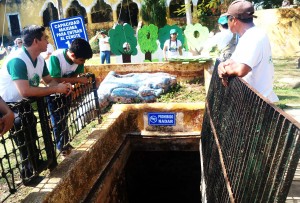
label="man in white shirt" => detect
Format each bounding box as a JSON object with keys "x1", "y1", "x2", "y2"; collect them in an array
[
  {"x1": 218, "y1": 0, "x2": 278, "y2": 103},
  {"x1": 0, "y1": 25, "x2": 72, "y2": 180},
  {"x1": 96, "y1": 30, "x2": 111, "y2": 64}
]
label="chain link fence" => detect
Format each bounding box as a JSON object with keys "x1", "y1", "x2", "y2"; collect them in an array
[{"x1": 0, "y1": 73, "x2": 101, "y2": 202}]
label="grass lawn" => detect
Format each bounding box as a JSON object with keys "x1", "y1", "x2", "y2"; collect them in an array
[{"x1": 273, "y1": 57, "x2": 300, "y2": 108}]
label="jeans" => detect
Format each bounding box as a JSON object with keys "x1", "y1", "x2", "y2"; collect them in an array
[
  {"x1": 11, "y1": 103, "x2": 41, "y2": 178},
  {"x1": 100, "y1": 51, "x2": 111, "y2": 64},
  {"x1": 46, "y1": 95, "x2": 69, "y2": 151}
]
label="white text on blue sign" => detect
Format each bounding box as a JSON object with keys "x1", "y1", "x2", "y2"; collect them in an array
[
  {"x1": 148, "y1": 112, "x2": 176, "y2": 126},
  {"x1": 50, "y1": 16, "x2": 88, "y2": 49}
]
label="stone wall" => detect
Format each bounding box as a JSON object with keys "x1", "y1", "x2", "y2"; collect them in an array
[{"x1": 254, "y1": 8, "x2": 300, "y2": 57}]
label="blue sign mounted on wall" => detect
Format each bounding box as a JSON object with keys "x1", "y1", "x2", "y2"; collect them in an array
[
  {"x1": 50, "y1": 16, "x2": 88, "y2": 49},
  {"x1": 148, "y1": 112, "x2": 176, "y2": 126}
]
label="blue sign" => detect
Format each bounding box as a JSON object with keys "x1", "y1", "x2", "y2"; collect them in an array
[
  {"x1": 50, "y1": 16, "x2": 88, "y2": 49},
  {"x1": 148, "y1": 112, "x2": 176, "y2": 126}
]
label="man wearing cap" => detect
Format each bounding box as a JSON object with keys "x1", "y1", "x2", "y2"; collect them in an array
[
  {"x1": 96, "y1": 30, "x2": 111, "y2": 64},
  {"x1": 202, "y1": 15, "x2": 237, "y2": 61},
  {"x1": 218, "y1": 0, "x2": 279, "y2": 103},
  {"x1": 163, "y1": 29, "x2": 183, "y2": 61}
]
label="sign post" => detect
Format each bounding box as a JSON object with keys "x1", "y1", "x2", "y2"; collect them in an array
[{"x1": 50, "y1": 16, "x2": 88, "y2": 49}]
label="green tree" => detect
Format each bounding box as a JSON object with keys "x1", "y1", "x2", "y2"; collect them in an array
[
  {"x1": 109, "y1": 24, "x2": 137, "y2": 63},
  {"x1": 252, "y1": 0, "x2": 282, "y2": 9},
  {"x1": 141, "y1": 0, "x2": 167, "y2": 28},
  {"x1": 137, "y1": 24, "x2": 159, "y2": 61}
]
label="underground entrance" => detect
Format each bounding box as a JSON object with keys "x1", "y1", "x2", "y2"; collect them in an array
[
  {"x1": 37, "y1": 103, "x2": 204, "y2": 203},
  {"x1": 125, "y1": 151, "x2": 201, "y2": 203},
  {"x1": 83, "y1": 134, "x2": 201, "y2": 203}
]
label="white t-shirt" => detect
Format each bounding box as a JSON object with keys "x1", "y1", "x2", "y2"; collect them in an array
[
  {"x1": 164, "y1": 39, "x2": 182, "y2": 58},
  {"x1": 231, "y1": 26, "x2": 278, "y2": 102},
  {"x1": 0, "y1": 48, "x2": 45, "y2": 102},
  {"x1": 203, "y1": 29, "x2": 233, "y2": 52},
  {"x1": 99, "y1": 36, "x2": 110, "y2": 52}
]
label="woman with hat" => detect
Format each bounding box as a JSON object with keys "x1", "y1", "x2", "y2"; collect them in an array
[
  {"x1": 163, "y1": 29, "x2": 183, "y2": 61},
  {"x1": 202, "y1": 15, "x2": 237, "y2": 61}
]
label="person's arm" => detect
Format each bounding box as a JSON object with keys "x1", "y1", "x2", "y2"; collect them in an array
[
  {"x1": 0, "y1": 96, "x2": 14, "y2": 136},
  {"x1": 51, "y1": 64, "x2": 89, "y2": 84},
  {"x1": 7, "y1": 58, "x2": 71, "y2": 96},
  {"x1": 178, "y1": 46, "x2": 183, "y2": 56},
  {"x1": 14, "y1": 78, "x2": 72, "y2": 97},
  {"x1": 218, "y1": 59, "x2": 251, "y2": 86},
  {"x1": 89, "y1": 32, "x2": 101, "y2": 43}
]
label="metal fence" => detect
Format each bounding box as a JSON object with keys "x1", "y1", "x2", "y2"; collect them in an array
[
  {"x1": 201, "y1": 61, "x2": 300, "y2": 202},
  {"x1": 0, "y1": 73, "x2": 101, "y2": 202}
]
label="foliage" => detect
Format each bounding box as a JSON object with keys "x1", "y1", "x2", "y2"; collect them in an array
[
  {"x1": 137, "y1": 24, "x2": 158, "y2": 54},
  {"x1": 89, "y1": 34, "x2": 100, "y2": 54},
  {"x1": 157, "y1": 80, "x2": 206, "y2": 103},
  {"x1": 158, "y1": 25, "x2": 184, "y2": 50},
  {"x1": 108, "y1": 24, "x2": 137, "y2": 56},
  {"x1": 173, "y1": 2, "x2": 190, "y2": 17},
  {"x1": 184, "y1": 23, "x2": 209, "y2": 53},
  {"x1": 197, "y1": 0, "x2": 222, "y2": 19},
  {"x1": 141, "y1": 0, "x2": 167, "y2": 28},
  {"x1": 252, "y1": 0, "x2": 282, "y2": 9}
]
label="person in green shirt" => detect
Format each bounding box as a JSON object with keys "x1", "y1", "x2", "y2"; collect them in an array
[
  {"x1": 0, "y1": 25, "x2": 72, "y2": 181},
  {"x1": 47, "y1": 38, "x2": 93, "y2": 156}
]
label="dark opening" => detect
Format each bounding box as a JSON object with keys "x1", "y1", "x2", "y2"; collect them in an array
[
  {"x1": 66, "y1": 0, "x2": 88, "y2": 23},
  {"x1": 117, "y1": 1, "x2": 139, "y2": 27},
  {"x1": 91, "y1": 0, "x2": 113, "y2": 23},
  {"x1": 43, "y1": 3, "x2": 59, "y2": 27},
  {"x1": 125, "y1": 151, "x2": 201, "y2": 203},
  {"x1": 9, "y1": 15, "x2": 21, "y2": 36}
]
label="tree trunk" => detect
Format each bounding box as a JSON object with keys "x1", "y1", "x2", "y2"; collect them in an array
[
  {"x1": 122, "y1": 54, "x2": 131, "y2": 63},
  {"x1": 145, "y1": 51, "x2": 152, "y2": 61},
  {"x1": 185, "y1": 0, "x2": 192, "y2": 25},
  {"x1": 57, "y1": 0, "x2": 64, "y2": 19}
]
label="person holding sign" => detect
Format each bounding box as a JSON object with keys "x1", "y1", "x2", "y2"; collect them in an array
[
  {"x1": 0, "y1": 25, "x2": 72, "y2": 180},
  {"x1": 47, "y1": 38, "x2": 93, "y2": 156}
]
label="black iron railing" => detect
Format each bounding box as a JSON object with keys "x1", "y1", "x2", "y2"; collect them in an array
[
  {"x1": 201, "y1": 61, "x2": 300, "y2": 203},
  {"x1": 0, "y1": 73, "x2": 101, "y2": 202}
]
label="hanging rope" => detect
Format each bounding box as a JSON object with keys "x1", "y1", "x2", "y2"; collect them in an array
[
  {"x1": 117, "y1": 0, "x2": 123, "y2": 23},
  {"x1": 1, "y1": 0, "x2": 8, "y2": 47},
  {"x1": 116, "y1": 0, "x2": 135, "y2": 52},
  {"x1": 117, "y1": 0, "x2": 133, "y2": 26},
  {"x1": 117, "y1": 0, "x2": 129, "y2": 46},
  {"x1": 126, "y1": 0, "x2": 133, "y2": 26}
]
